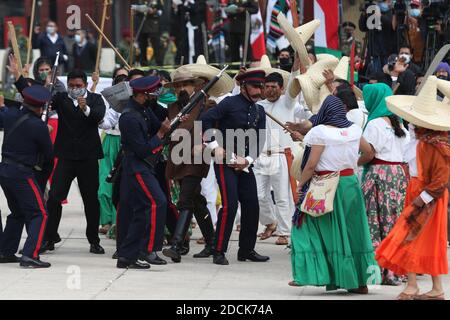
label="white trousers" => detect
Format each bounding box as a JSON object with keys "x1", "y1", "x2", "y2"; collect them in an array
[
  {"x1": 201, "y1": 162, "x2": 218, "y2": 225},
  {"x1": 254, "y1": 154, "x2": 294, "y2": 236}
]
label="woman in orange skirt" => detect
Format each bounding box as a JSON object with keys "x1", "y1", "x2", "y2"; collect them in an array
[{"x1": 377, "y1": 76, "x2": 450, "y2": 300}]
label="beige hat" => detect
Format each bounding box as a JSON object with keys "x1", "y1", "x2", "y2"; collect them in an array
[
  {"x1": 295, "y1": 56, "x2": 339, "y2": 113},
  {"x1": 334, "y1": 56, "x2": 349, "y2": 80},
  {"x1": 437, "y1": 78, "x2": 450, "y2": 105},
  {"x1": 277, "y1": 13, "x2": 320, "y2": 67},
  {"x1": 386, "y1": 76, "x2": 450, "y2": 131},
  {"x1": 247, "y1": 55, "x2": 290, "y2": 88},
  {"x1": 172, "y1": 56, "x2": 234, "y2": 97},
  {"x1": 316, "y1": 54, "x2": 337, "y2": 62},
  {"x1": 165, "y1": 66, "x2": 204, "y2": 88}
]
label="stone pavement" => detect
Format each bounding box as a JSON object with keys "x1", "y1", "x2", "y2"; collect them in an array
[{"x1": 1, "y1": 181, "x2": 449, "y2": 300}]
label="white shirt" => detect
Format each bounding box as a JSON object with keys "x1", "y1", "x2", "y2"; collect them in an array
[
  {"x1": 347, "y1": 108, "x2": 367, "y2": 129},
  {"x1": 404, "y1": 123, "x2": 418, "y2": 177},
  {"x1": 99, "y1": 108, "x2": 121, "y2": 136},
  {"x1": 47, "y1": 33, "x2": 58, "y2": 44},
  {"x1": 294, "y1": 102, "x2": 313, "y2": 122},
  {"x1": 363, "y1": 118, "x2": 409, "y2": 162},
  {"x1": 258, "y1": 72, "x2": 298, "y2": 153},
  {"x1": 304, "y1": 124, "x2": 362, "y2": 172}
]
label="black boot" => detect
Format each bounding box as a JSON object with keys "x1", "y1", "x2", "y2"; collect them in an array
[
  {"x1": 193, "y1": 244, "x2": 213, "y2": 258},
  {"x1": 162, "y1": 210, "x2": 193, "y2": 263},
  {"x1": 193, "y1": 204, "x2": 215, "y2": 248},
  {"x1": 117, "y1": 257, "x2": 150, "y2": 269}
]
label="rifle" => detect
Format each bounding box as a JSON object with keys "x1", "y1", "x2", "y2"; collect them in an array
[
  {"x1": 143, "y1": 64, "x2": 229, "y2": 167},
  {"x1": 41, "y1": 51, "x2": 60, "y2": 124},
  {"x1": 106, "y1": 65, "x2": 229, "y2": 182}
]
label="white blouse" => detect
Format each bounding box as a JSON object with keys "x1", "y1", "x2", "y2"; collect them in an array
[
  {"x1": 363, "y1": 118, "x2": 409, "y2": 162},
  {"x1": 304, "y1": 124, "x2": 362, "y2": 172}
]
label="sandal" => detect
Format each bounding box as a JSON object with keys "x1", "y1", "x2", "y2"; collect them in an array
[
  {"x1": 275, "y1": 236, "x2": 289, "y2": 245},
  {"x1": 347, "y1": 286, "x2": 369, "y2": 294},
  {"x1": 397, "y1": 289, "x2": 419, "y2": 300},
  {"x1": 260, "y1": 223, "x2": 277, "y2": 240},
  {"x1": 414, "y1": 293, "x2": 445, "y2": 300},
  {"x1": 288, "y1": 281, "x2": 302, "y2": 287}
]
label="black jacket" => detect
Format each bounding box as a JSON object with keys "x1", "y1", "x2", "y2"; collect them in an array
[
  {"x1": 51, "y1": 91, "x2": 106, "y2": 161},
  {"x1": 119, "y1": 98, "x2": 163, "y2": 175},
  {"x1": 73, "y1": 42, "x2": 97, "y2": 73}
]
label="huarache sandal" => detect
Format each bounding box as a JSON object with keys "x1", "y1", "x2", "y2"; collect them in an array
[
  {"x1": 414, "y1": 292, "x2": 445, "y2": 300},
  {"x1": 397, "y1": 289, "x2": 419, "y2": 300},
  {"x1": 260, "y1": 223, "x2": 277, "y2": 240}
]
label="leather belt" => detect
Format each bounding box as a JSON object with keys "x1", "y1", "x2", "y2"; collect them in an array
[{"x1": 264, "y1": 150, "x2": 286, "y2": 156}]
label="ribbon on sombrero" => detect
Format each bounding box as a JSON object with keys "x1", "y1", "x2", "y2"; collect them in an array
[{"x1": 293, "y1": 96, "x2": 353, "y2": 227}]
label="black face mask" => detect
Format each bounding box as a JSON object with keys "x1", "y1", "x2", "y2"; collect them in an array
[
  {"x1": 178, "y1": 90, "x2": 190, "y2": 107},
  {"x1": 279, "y1": 57, "x2": 292, "y2": 72}
]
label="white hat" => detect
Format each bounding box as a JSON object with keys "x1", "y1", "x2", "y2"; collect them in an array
[
  {"x1": 277, "y1": 13, "x2": 320, "y2": 67},
  {"x1": 177, "y1": 55, "x2": 234, "y2": 97},
  {"x1": 247, "y1": 55, "x2": 290, "y2": 88},
  {"x1": 295, "y1": 56, "x2": 339, "y2": 112},
  {"x1": 334, "y1": 56, "x2": 349, "y2": 80},
  {"x1": 386, "y1": 76, "x2": 450, "y2": 131}
]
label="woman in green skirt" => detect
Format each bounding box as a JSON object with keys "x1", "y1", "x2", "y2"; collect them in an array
[{"x1": 289, "y1": 96, "x2": 380, "y2": 293}]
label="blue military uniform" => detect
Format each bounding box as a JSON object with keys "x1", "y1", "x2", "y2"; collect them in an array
[
  {"x1": 116, "y1": 76, "x2": 167, "y2": 268},
  {"x1": 0, "y1": 86, "x2": 53, "y2": 267},
  {"x1": 200, "y1": 70, "x2": 269, "y2": 264}
]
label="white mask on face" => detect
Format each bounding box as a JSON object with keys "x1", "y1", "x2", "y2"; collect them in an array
[
  {"x1": 46, "y1": 26, "x2": 56, "y2": 35},
  {"x1": 75, "y1": 34, "x2": 82, "y2": 43},
  {"x1": 399, "y1": 53, "x2": 411, "y2": 64}
]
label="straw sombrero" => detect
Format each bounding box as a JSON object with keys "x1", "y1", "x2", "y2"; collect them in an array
[
  {"x1": 247, "y1": 55, "x2": 290, "y2": 89},
  {"x1": 437, "y1": 78, "x2": 450, "y2": 105},
  {"x1": 277, "y1": 13, "x2": 320, "y2": 67},
  {"x1": 295, "y1": 56, "x2": 339, "y2": 113},
  {"x1": 165, "y1": 66, "x2": 204, "y2": 88},
  {"x1": 170, "y1": 56, "x2": 234, "y2": 97},
  {"x1": 386, "y1": 76, "x2": 450, "y2": 131}
]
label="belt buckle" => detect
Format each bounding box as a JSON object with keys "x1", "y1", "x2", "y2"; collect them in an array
[{"x1": 267, "y1": 150, "x2": 272, "y2": 156}]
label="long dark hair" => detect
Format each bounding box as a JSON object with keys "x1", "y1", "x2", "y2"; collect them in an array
[{"x1": 388, "y1": 115, "x2": 406, "y2": 138}]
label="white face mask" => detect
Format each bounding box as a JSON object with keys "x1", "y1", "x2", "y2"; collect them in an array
[
  {"x1": 399, "y1": 53, "x2": 411, "y2": 64},
  {"x1": 75, "y1": 34, "x2": 82, "y2": 43},
  {"x1": 46, "y1": 26, "x2": 56, "y2": 35}
]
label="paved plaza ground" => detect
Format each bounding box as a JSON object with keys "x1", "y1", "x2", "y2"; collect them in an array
[{"x1": 1, "y1": 182, "x2": 449, "y2": 300}]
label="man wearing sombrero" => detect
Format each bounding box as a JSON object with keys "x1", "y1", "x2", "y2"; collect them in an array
[
  {"x1": 201, "y1": 70, "x2": 269, "y2": 265},
  {"x1": 162, "y1": 67, "x2": 217, "y2": 263}
]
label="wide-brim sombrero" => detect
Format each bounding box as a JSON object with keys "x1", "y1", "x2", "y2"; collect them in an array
[
  {"x1": 277, "y1": 13, "x2": 320, "y2": 67},
  {"x1": 386, "y1": 76, "x2": 450, "y2": 131},
  {"x1": 165, "y1": 66, "x2": 204, "y2": 88},
  {"x1": 180, "y1": 55, "x2": 234, "y2": 97},
  {"x1": 296, "y1": 56, "x2": 339, "y2": 112},
  {"x1": 247, "y1": 55, "x2": 290, "y2": 89}
]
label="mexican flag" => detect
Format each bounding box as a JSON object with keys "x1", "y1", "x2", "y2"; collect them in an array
[
  {"x1": 251, "y1": 9, "x2": 266, "y2": 60},
  {"x1": 314, "y1": 0, "x2": 339, "y2": 50}
]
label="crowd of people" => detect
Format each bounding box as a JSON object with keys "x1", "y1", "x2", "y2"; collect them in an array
[{"x1": 0, "y1": 0, "x2": 449, "y2": 301}]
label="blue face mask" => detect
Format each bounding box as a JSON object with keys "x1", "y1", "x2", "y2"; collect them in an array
[
  {"x1": 378, "y1": 2, "x2": 390, "y2": 12},
  {"x1": 409, "y1": 8, "x2": 421, "y2": 18}
]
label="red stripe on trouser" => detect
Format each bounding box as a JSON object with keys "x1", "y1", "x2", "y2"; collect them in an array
[
  {"x1": 216, "y1": 164, "x2": 228, "y2": 252},
  {"x1": 135, "y1": 174, "x2": 157, "y2": 252},
  {"x1": 27, "y1": 178, "x2": 48, "y2": 259}
]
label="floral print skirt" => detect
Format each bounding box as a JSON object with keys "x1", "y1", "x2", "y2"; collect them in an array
[{"x1": 362, "y1": 164, "x2": 408, "y2": 285}]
